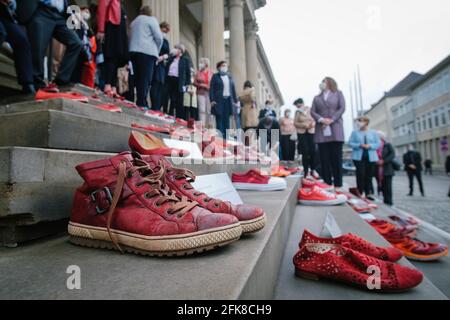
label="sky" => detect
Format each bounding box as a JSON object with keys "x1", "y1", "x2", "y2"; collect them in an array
[{"x1": 255, "y1": 0, "x2": 450, "y2": 138}]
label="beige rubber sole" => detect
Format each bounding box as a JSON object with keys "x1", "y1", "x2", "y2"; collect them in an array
[
  {"x1": 240, "y1": 214, "x2": 267, "y2": 234},
  {"x1": 68, "y1": 222, "x2": 242, "y2": 257}
]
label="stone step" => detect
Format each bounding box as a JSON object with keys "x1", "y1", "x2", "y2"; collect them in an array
[
  {"x1": 0, "y1": 109, "x2": 168, "y2": 153},
  {"x1": 0, "y1": 147, "x2": 264, "y2": 246},
  {"x1": 0, "y1": 178, "x2": 300, "y2": 299},
  {"x1": 274, "y1": 204, "x2": 447, "y2": 300}
]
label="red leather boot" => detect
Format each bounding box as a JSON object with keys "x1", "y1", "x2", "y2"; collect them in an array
[
  {"x1": 143, "y1": 155, "x2": 266, "y2": 235},
  {"x1": 68, "y1": 152, "x2": 242, "y2": 256}
]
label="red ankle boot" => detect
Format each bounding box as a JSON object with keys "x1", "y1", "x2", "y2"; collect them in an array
[
  {"x1": 143, "y1": 155, "x2": 266, "y2": 234},
  {"x1": 293, "y1": 243, "x2": 423, "y2": 292},
  {"x1": 68, "y1": 152, "x2": 242, "y2": 256}
]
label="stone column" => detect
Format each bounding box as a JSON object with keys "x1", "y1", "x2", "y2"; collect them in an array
[
  {"x1": 142, "y1": 0, "x2": 180, "y2": 45},
  {"x1": 228, "y1": 0, "x2": 247, "y2": 92},
  {"x1": 245, "y1": 20, "x2": 259, "y2": 104},
  {"x1": 202, "y1": 0, "x2": 226, "y2": 67}
]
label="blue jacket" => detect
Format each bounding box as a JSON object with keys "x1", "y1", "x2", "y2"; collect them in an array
[
  {"x1": 209, "y1": 73, "x2": 238, "y2": 116},
  {"x1": 348, "y1": 129, "x2": 381, "y2": 162}
]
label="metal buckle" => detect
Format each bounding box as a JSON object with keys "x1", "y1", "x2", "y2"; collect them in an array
[{"x1": 90, "y1": 187, "x2": 113, "y2": 215}]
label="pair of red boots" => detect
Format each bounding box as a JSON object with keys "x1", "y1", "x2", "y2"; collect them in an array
[
  {"x1": 68, "y1": 152, "x2": 266, "y2": 256},
  {"x1": 293, "y1": 230, "x2": 424, "y2": 292}
]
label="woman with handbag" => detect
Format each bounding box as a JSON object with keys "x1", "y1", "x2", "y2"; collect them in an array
[
  {"x1": 377, "y1": 131, "x2": 397, "y2": 206},
  {"x1": 280, "y1": 109, "x2": 296, "y2": 162},
  {"x1": 294, "y1": 98, "x2": 316, "y2": 177}
]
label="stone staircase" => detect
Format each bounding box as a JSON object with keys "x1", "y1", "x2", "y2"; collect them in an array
[{"x1": 0, "y1": 90, "x2": 448, "y2": 300}]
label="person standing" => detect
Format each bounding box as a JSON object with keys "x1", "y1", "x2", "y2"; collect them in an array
[
  {"x1": 403, "y1": 144, "x2": 425, "y2": 197},
  {"x1": 239, "y1": 81, "x2": 258, "y2": 132},
  {"x1": 311, "y1": 77, "x2": 346, "y2": 190},
  {"x1": 279, "y1": 109, "x2": 296, "y2": 162},
  {"x1": 259, "y1": 100, "x2": 277, "y2": 121},
  {"x1": 194, "y1": 57, "x2": 213, "y2": 127},
  {"x1": 294, "y1": 98, "x2": 316, "y2": 177},
  {"x1": 128, "y1": 6, "x2": 163, "y2": 109},
  {"x1": 377, "y1": 131, "x2": 396, "y2": 206},
  {"x1": 0, "y1": 0, "x2": 35, "y2": 93},
  {"x1": 15, "y1": 0, "x2": 82, "y2": 90},
  {"x1": 96, "y1": 0, "x2": 128, "y2": 98},
  {"x1": 257, "y1": 115, "x2": 280, "y2": 155},
  {"x1": 349, "y1": 116, "x2": 381, "y2": 197},
  {"x1": 210, "y1": 61, "x2": 239, "y2": 137},
  {"x1": 165, "y1": 44, "x2": 191, "y2": 120},
  {"x1": 424, "y1": 159, "x2": 433, "y2": 175},
  {"x1": 446, "y1": 155, "x2": 450, "y2": 198},
  {"x1": 151, "y1": 21, "x2": 170, "y2": 111}
]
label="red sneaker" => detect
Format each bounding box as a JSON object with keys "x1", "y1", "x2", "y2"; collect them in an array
[
  {"x1": 68, "y1": 152, "x2": 242, "y2": 256},
  {"x1": 35, "y1": 89, "x2": 89, "y2": 102},
  {"x1": 129, "y1": 131, "x2": 190, "y2": 158},
  {"x1": 143, "y1": 156, "x2": 267, "y2": 234},
  {"x1": 298, "y1": 186, "x2": 346, "y2": 206},
  {"x1": 232, "y1": 169, "x2": 287, "y2": 191},
  {"x1": 382, "y1": 234, "x2": 448, "y2": 262},
  {"x1": 302, "y1": 178, "x2": 333, "y2": 191},
  {"x1": 299, "y1": 230, "x2": 403, "y2": 262},
  {"x1": 293, "y1": 243, "x2": 423, "y2": 292}
]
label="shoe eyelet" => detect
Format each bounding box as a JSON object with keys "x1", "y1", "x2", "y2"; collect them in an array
[
  {"x1": 135, "y1": 183, "x2": 144, "y2": 188},
  {"x1": 144, "y1": 193, "x2": 151, "y2": 199},
  {"x1": 213, "y1": 203, "x2": 220, "y2": 209},
  {"x1": 127, "y1": 171, "x2": 134, "y2": 179}
]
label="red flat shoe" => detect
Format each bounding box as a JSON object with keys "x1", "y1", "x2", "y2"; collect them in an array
[
  {"x1": 94, "y1": 104, "x2": 122, "y2": 113},
  {"x1": 131, "y1": 123, "x2": 171, "y2": 135},
  {"x1": 299, "y1": 230, "x2": 403, "y2": 262},
  {"x1": 347, "y1": 198, "x2": 372, "y2": 213},
  {"x1": 35, "y1": 90, "x2": 89, "y2": 102},
  {"x1": 349, "y1": 187, "x2": 379, "y2": 209},
  {"x1": 293, "y1": 243, "x2": 423, "y2": 292},
  {"x1": 129, "y1": 131, "x2": 190, "y2": 158}
]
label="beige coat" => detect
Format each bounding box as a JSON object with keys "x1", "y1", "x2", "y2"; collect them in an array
[
  {"x1": 294, "y1": 106, "x2": 316, "y2": 134},
  {"x1": 240, "y1": 87, "x2": 258, "y2": 128}
]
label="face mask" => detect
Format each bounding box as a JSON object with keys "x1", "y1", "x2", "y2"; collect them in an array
[
  {"x1": 81, "y1": 11, "x2": 91, "y2": 21},
  {"x1": 170, "y1": 49, "x2": 179, "y2": 56},
  {"x1": 219, "y1": 67, "x2": 228, "y2": 74},
  {"x1": 199, "y1": 63, "x2": 206, "y2": 70},
  {"x1": 320, "y1": 82, "x2": 327, "y2": 91},
  {"x1": 356, "y1": 121, "x2": 367, "y2": 129}
]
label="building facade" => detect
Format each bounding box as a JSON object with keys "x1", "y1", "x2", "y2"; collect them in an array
[
  {"x1": 365, "y1": 72, "x2": 422, "y2": 142},
  {"x1": 392, "y1": 55, "x2": 450, "y2": 168},
  {"x1": 0, "y1": 0, "x2": 284, "y2": 112}
]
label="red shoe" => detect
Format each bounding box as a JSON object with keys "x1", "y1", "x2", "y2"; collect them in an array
[
  {"x1": 35, "y1": 89, "x2": 89, "y2": 102},
  {"x1": 299, "y1": 230, "x2": 403, "y2": 262},
  {"x1": 143, "y1": 156, "x2": 267, "y2": 234},
  {"x1": 383, "y1": 234, "x2": 448, "y2": 262},
  {"x1": 232, "y1": 169, "x2": 287, "y2": 191},
  {"x1": 176, "y1": 118, "x2": 188, "y2": 127},
  {"x1": 94, "y1": 104, "x2": 123, "y2": 113},
  {"x1": 202, "y1": 141, "x2": 234, "y2": 159},
  {"x1": 131, "y1": 123, "x2": 171, "y2": 135},
  {"x1": 68, "y1": 152, "x2": 242, "y2": 256},
  {"x1": 347, "y1": 198, "x2": 372, "y2": 213},
  {"x1": 389, "y1": 215, "x2": 419, "y2": 228},
  {"x1": 369, "y1": 219, "x2": 417, "y2": 238},
  {"x1": 298, "y1": 186, "x2": 346, "y2": 206},
  {"x1": 349, "y1": 187, "x2": 379, "y2": 209},
  {"x1": 129, "y1": 131, "x2": 190, "y2": 158},
  {"x1": 293, "y1": 243, "x2": 423, "y2": 292},
  {"x1": 302, "y1": 178, "x2": 333, "y2": 191},
  {"x1": 41, "y1": 83, "x2": 60, "y2": 93}
]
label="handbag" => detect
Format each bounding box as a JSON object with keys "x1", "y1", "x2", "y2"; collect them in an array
[
  {"x1": 391, "y1": 159, "x2": 401, "y2": 171},
  {"x1": 290, "y1": 133, "x2": 298, "y2": 142}
]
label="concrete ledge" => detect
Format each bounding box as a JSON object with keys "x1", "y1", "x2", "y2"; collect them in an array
[
  {"x1": 0, "y1": 179, "x2": 300, "y2": 300},
  {"x1": 274, "y1": 205, "x2": 447, "y2": 300}
]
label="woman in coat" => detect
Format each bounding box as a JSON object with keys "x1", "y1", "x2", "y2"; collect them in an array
[
  {"x1": 311, "y1": 77, "x2": 346, "y2": 190},
  {"x1": 194, "y1": 57, "x2": 213, "y2": 127},
  {"x1": 348, "y1": 116, "x2": 381, "y2": 197},
  {"x1": 377, "y1": 131, "x2": 396, "y2": 206},
  {"x1": 240, "y1": 81, "x2": 258, "y2": 131},
  {"x1": 294, "y1": 98, "x2": 316, "y2": 177}
]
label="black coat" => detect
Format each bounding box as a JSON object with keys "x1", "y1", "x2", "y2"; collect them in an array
[
  {"x1": 382, "y1": 142, "x2": 396, "y2": 176},
  {"x1": 16, "y1": 0, "x2": 69, "y2": 24},
  {"x1": 258, "y1": 108, "x2": 277, "y2": 121},
  {"x1": 0, "y1": 1, "x2": 16, "y2": 23},
  {"x1": 153, "y1": 38, "x2": 170, "y2": 84},
  {"x1": 403, "y1": 150, "x2": 423, "y2": 172},
  {"x1": 165, "y1": 54, "x2": 191, "y2": 93}
]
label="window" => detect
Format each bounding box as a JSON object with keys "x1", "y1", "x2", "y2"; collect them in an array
[
  {"x1": 428, "y1": 115, "x2": 433, "y2": 129},
  {"x1": 434, "y1": 110, "x2": 440, "y2": 127},
  {"x1": 416, "y1": 118, "x2": 421, "y2": 132}
]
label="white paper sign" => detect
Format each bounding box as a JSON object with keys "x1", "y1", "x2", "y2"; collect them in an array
[
  {"x1": 359, "y1": 213, "x2": 377, "y2": 221},
  {"x1": 321, "y1": 211, "x2": 342, "y2": 238},
  {"x1": 163, "y1": 138, "x2": 203, "y2": 160},
  {"x1": 191, "y1": 173, "x2": 243, "y2": 205}
]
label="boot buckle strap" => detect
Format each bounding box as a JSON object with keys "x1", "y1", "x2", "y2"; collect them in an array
[{"x1": 90, "y1": 187, "x2": 113, "y2": 214}]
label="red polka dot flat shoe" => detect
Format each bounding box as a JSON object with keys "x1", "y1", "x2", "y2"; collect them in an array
[
  {"x1": 299, "y1": 230, "x2": 403, "y2": 262},
  {"x1": 293, "y1": 243, "x2": 423, "y2": 292}
]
